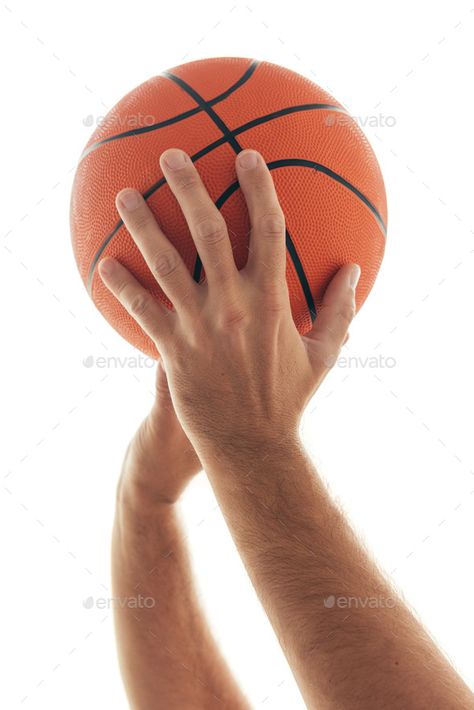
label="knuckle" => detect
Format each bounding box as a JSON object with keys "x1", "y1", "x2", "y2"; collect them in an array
[
  {"x1": 129, "y1": 292, "x2": 151, "y2": 318},
  {"x1": 194, "y1": 216, "x2": 227, "y2": 245},
  {"x1": 324, "y1": 347, "x2": 341, "y2": 369},
  {"x1": 115, "y1": 279, "x2": 127, "y2": 297},
  {"x1": 116, "y1": 279, "x2": 131, "y2": 300},
  {"x1": 306, "y1": 339, "x2": 338, "y2": 370},
  {"x1": 152, "y1": 250, "x2": 180, "y2": 278},
  {"x1": 218, "y1": 310, "x2": 248, "y2": 330},
  {"x1": 260, "y1": 289, "x2": 288, "y2": 313},
  {"x1": 177, "y1": 285, "x2": 196, "y2": 310},
  {"x1": 259, "y1": 210, "x2": 285, "y2": 236},
  {"x1": 215, "y1": 302, "x2": 249, "y2": 330},
  {"x1": 337, "y1": 300, "x2": 356, "y2": 326},
  {"x1": 129, "y1": 208, "x2": 153, "y2": 233},
  {"x1": 175, "y1": 172, "x2": 199, "y2": 194}
]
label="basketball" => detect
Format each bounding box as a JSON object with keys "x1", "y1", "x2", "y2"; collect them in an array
[{"x1": 70, "y1": 57, "x2": 387, "y2": 359}]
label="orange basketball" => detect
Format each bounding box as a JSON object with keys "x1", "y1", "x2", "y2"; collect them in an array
[{"x1": 70, "y1": 57, "x2": 387, "y2": 359}]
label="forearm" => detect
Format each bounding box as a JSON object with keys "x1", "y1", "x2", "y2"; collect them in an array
[
  {"x1": 200, "y1": 438, "x2": 474, "y2": 710},
  {"x1": 112, "y1": 473, "x2": 251, "y2": 710},
  {"x1": 101, "y1": 146, "x2": 472, "y2": 708}
]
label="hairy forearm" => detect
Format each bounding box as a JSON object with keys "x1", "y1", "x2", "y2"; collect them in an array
[
  {"x1": 112, "y1": 476, "x2": 251, "y2": 710},
  {"x1": 200, "y1": 438, "x2": 474, "y2": 710}
]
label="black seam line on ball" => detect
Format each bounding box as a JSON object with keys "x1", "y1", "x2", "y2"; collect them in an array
[
  {"x1": 191, "y1": 176, "x2": 317, "y2": 320},
  {"x1": 87, "y1": 64, "x2": 319, "y2": 320},
  {"x1": 87, "y1": 148, "x2": 385, "y2": 296},
  {"x1": 162, "y1": 70, "x2": 245, "y2": 153},
  {"x1": 193, "y1": 159, "x2": 386, "y2": 239},
  {"x1": 192, "y1": 158, "x2": 388, "y2": 315},
  {"x1": 82, "y1": 100, "x2": 348, "y2": 163},
  {"x1": 162, "y1": 68, "x2": 316, "y2": 320},
  {"x1": 86, "y1": 100, "x2": 379, "y2": 318},
  {"x1": 86, "y1": 104, "x2": 353, "y2": 294},
  {"x1": 79, "y1": 59, "x2": 261, "y2": 161},
  {"x1": 193, "y1": 233, "x2": 317, "y2": 319},
  {"x1": 86, "y1": 103, "x2": 354, "y2": 287}
]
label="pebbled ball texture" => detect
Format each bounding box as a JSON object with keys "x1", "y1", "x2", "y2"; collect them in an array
[{"x1": 70, "y1": 57, "x2": 387, "y2": 359}]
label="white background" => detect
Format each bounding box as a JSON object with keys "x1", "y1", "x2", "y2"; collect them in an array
[{"x1": 1, "y1": 1, "x2": 474, "y2": 707}]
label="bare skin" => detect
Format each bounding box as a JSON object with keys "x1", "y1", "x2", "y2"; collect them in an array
[
  {"x1": 112, "y1": 361, "x2": 251, "y2": 709},
  {"x1": 102, "y1": 147, "x2": 474, "y2": 709}
]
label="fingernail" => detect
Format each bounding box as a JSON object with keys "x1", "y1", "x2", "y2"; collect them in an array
[
  {"x1": 163, "y1": 149, "x2": 187, "y2": 170},
  {"x1": 238, "y1": 150, "x2": 259, "y2": 169},
  {"x1": 118, "y1": 189, "x2": 141, "y2": 211},
  {"x1": 349, "y1": 264, "x2": 361, "y2": 289},
  {"x1": 99, "y1": 258, "x2": 115, "y2": 276}
]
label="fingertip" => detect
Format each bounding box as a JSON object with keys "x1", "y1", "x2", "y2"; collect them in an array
[
  {"x1": 98, "y1": 257, "x2": 116, "y2": 278},
  {"x1": 322, "y1": 263, "x2": 360, "y2": 304},
  {"x1": 237, "y1": 149, "x2": 261, "y2": 170},
  {"x1": 160, "y1": 148, "x2": 189, "y2": 170},
  {"x1": 116, "y1": 188, "x2": 142, "y2": 211}
]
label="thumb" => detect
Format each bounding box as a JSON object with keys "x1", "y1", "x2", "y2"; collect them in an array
[{"x1": 304, "y1": 263, "x2": 360, "y2": 372}]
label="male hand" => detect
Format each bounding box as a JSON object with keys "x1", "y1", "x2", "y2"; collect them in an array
[
  {"x1": 101, "y1": 149, "x2": 474, "y2": 710},
  {"x1": 99, "y1": 148, "x2": 360, "y2": 459}
]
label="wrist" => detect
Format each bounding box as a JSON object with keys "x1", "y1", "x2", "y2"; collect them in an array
[
  {"x1": 118, "y1": 434, "x2": 183, "y2": 516},
  {"x1": 117, "y1": 461, "x2": 179, "y2": 515},
  {"x1": 119, "y1": 413, "x2": 200, "y2": 512},
  {"x1": 199, "y1": 429, "x2": 304, "y2": 474}
]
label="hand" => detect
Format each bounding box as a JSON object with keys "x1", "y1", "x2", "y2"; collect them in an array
[
  {"x1": 119, "y1": 358, "x2": 201, "y2": 508},
  {"x1": 99, "y1": 148, "x2": 360, "y2": 459}
]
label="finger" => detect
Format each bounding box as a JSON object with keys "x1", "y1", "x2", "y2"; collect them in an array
[
  {"x1": 236, "y1": 150, "x2": 286, "y2": 290},
  {"x1": 159, "y1": 149, "x2": 238, "y2": 289},
  {"x1": 98, "y1": 257, "x2": 174, "y2": 345},
  {"x1": 304, "y1": 264, "x2": 360, "y2": 370},
  {"x1": 115, "y1": 188, "x2": 197, "y2": 312}
]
